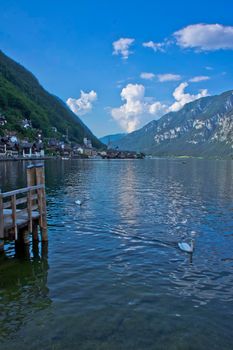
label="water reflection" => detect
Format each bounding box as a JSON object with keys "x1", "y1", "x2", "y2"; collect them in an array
[
  {"x1": 1, "y1": 159, "x2": 233, "y2": 349},
  {"x1": 0, "y1": 242, "x2": 50, "y2": 338}
]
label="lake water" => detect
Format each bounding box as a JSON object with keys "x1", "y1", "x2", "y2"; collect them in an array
[{"x1": 0, "y1": 158, "x2": 233, "y2": 350}]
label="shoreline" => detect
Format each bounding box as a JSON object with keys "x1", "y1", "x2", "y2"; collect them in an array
[
  {"x1": 0, "y1": 155, "x2": 232, "y2": 162},
  {"x1": 0, "y1": 156, "x2": 54, "y2": 162}
]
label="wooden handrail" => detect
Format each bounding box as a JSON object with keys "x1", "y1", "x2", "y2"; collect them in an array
[
  {"x1": 3, "y1": 194, "x2": 38, "y2": 209},
  {"x1": 1, "y1": 184, "x2": 45, "y2": 198}
]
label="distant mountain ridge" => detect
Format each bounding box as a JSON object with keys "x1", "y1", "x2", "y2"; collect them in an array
[
  {"x1": 113, "y1": 90, "x2": 233, "y2": 157},
  {"x1": 0, "y1": 50, "x2": 102, "y2": 148},
  {"x1": 99, "y1": 133, "x2": 126, "y2": 145}
]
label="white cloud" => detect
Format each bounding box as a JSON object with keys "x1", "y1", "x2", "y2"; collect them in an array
[
  {"x1": 142, "y1": 41, "x2": 166, "y2": 52},
  {"x1": 111, "y1": 81, "x2": 210, "y2": 132},
  {"x1": 148, "y1": 102, "x2": 166, "y2": 115},
  {"x1": 140, "y1": 72, "x2": 155, "y2": 80},
  {"x1": 141, "y1": 72, "x2": 182, "y2": 81},
  {"x1": 66, "y1": 90, "x2": 97, "y2": 116},
  {"x1": 174, "y1": 23, "x2": 233, "y2": 51},
  {"x1": 157, "y1": 73, "x2": 182, "y2": 82},
  {"x1": 112, "y1": 38, "x2": 135, "y2": 59},
  {"x1": 189, "y1": 76, "x2": 210, "y2": 83},
  {"x1": 111, "y1": 83, "x2": 167, "y2": 132},
  {"x1": 205, "y1": 66, "x2": 213, "y2": 71},
  {"x1": 168, "y1": 82, "x2": 209, "y2": 112}
]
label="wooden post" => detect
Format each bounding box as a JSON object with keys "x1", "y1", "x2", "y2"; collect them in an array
[
  {"x1": 27, "y1": 190, "x2": 32, "y2": 233},
  {"x1": 27, "y1": 165, "x2": 36, "y2": 187},
  {"x1": 32, "y1": 221, "x2": 39, "y2": 241},
  {"x1": 35, "y1": 164, "x2": 48, "y2": 241},
  {"x1": 0, "y1": 240, "x2": 4, "y2": 251},
  {"x1": 0, "y1": 190, "x2": 4, "y2": 246},
  {"x1": 41, "y1": 241, "x2": 48, "y2": 259},
  {"x1": 11, "y1": 194, "x2": 18, "y2": 240},
  {"x1": 22, "y1": 227, "x2": 30, "y2": 245},
  {"x1": 27, "y1": 165, "x2": 37, "y2": 238},
  {"x1": 16, "y1": 227, "x2": 30, "y2": 258}
]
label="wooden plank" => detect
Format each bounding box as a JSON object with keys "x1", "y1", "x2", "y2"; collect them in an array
[
  {"x1": 3, "y1": 208, "x2": 20, "y2": 217},
  {"x1": 3, "y1": 200, "x2": 13, "y2": 209},
  {"x1": 16, "y1": 197, "x2": 28, "y2": 206},
  {"x1": 3, "y1": 211, "x2": 40, "y2": 230},
  {"x1": 0, "y1": 193, "x2": 4, "y2": 239},
  {"x1": 3, "y1": 196, "x2": 30, "y2": 208}
]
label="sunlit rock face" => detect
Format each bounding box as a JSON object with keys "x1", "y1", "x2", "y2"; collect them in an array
[{"x1": 113, "y1": 90, "x2": 233, "y2": 157}]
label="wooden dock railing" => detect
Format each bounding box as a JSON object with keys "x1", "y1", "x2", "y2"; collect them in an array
[{"x1": 0, "y1": 164, "x2": 47, "y2": 251}]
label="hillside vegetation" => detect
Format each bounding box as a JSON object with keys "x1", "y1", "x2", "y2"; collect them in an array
[{"x1": 0, "y1": 50, "x2": 102, "y2": 148}]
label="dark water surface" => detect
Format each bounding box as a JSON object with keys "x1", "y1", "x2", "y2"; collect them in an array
[{"x1": 0, "y1": 158, "x2": 233, "y2": 350}]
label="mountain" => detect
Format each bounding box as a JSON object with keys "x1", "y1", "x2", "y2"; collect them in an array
[
  {"x1": 0, "y1": 50, "x2": 102, "y2": 148},
  {"x1": 113, "y1": 90, "x2": 233, "y2": 157},
  {"x1": 99, "y1": 133, "x2": 126, "y2": 145}
]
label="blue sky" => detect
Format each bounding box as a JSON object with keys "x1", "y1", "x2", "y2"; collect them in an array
[{"x1": 1, "y1": 0, "x2": 233, "y2": 137}]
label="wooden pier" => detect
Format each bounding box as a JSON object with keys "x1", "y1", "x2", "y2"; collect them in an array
[{"x1": 0, "y1": 164, "x2": 47, "y2": 251}]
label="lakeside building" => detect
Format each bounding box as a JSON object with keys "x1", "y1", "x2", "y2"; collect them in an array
[
  {"x1": 0, "y1": 137, "x2": 44, "y2": 158},
  {"x1": 0, "y1": 115, "x2": 7, "y2": 126},
  {"x1": 83, "y1": 137, "x2": 92, "y2": 149},
  {"x1": 0, "y1": 132, "x2": 144, "y2": 160}
]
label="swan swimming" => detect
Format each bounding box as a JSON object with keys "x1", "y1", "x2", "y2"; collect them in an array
[
  {"x1": 75, "y1": 200, "x2": 83, "y2": 206},
  {"x1": 178, "y1": 240, "x2": 194, "y2": 253}
]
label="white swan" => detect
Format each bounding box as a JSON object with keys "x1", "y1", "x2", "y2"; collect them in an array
[
  {"x1": 75, "y1": 200, "x2": 83, "y2": 206},
  {"x1": 178, "y1": 240, "x2": 194, "y2": 253}
]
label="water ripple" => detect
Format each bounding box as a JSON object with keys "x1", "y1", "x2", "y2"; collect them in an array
[{"x1": 1, "y1": 158, "x2": 233, "y2": 349}]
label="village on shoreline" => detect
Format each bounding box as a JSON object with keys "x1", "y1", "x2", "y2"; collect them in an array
[{"x1": 0, "y1": 117, "x2": 145, "y2": 161}]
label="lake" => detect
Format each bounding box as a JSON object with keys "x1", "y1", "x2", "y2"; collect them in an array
[{"x1": 0, "y1": 158, "x2": 233, "y2": 350}]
